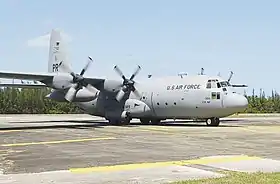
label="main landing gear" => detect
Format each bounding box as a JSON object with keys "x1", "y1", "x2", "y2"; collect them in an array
[
  {"x1": 108, "y1": 118, "x2": 131, "y2": 126},
  {"x1": 140, "y1": 118, "x2": 162, "y2": 125},
  {"x1": 205, "y1": 117, "x2": 220, "y2": 127}
]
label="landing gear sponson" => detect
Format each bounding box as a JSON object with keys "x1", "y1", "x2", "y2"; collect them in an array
[
  {"x1": 140, "y1": 118, "x2": 163, "y2": 125},
  {"x1": 108, "y1": 117, "x2": 220, "y2": 126},
  {"x1": 140, "y1": 117, "x2": 220, "y2": 126}
]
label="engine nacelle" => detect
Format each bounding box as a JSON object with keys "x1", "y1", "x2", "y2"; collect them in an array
[
  {"x1": 123, "y1": 99, "x2": 151, "y2": 118},
  {"x1": 103, "y1": 79, "x2": 123, "y2": 93},
  {"x1": 51, "y1": 74, "x2": 73, "y2": 90},
  {"x1": 46, "y1": 87, "x2": 99, "y2": 102}
]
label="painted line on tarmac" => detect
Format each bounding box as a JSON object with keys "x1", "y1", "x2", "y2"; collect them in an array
[
  {"x1": 0, "y1": 137, "x2": 116, "y2": 147},
  {"x1": 69, "y1": 155, "x2": 261, "y2": 173},
  {"x1": 0, "y1": 130, "x2": 25, "y2": 133},
  {"x1": 135, "y1": 127, "x2": 178, "y2": 134}
]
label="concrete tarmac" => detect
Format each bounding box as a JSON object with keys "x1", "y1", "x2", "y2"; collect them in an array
[{"x1": 1, "y1": 114, "x2": 280, "y2": 183}]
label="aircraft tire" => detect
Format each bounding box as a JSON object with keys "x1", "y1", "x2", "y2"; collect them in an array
[
  {"x1": 140, "y1": 118, "x2": 150, "y2": 125},
  {"x1": 206, "y1": 117, "x2": 220, "y2": 127},
  {"x1": 108, "y1": 119, "x2": 119, "y2": 125},
  {"x1": 122, "y1": 118, "x2": 131, "y2": 125},
  {"x1": 151, "y1": 119, "x2": 161, "y2": 125}
]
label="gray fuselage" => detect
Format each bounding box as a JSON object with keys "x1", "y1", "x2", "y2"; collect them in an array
[{"x1": 72, "y1": 75, "x2": 248, "y2": 120}]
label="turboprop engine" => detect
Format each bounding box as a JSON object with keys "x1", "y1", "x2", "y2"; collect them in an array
[
  {"x1": 49, "y1": 57, "x2": 99, "y2": 102},
  {"x1": 121, "y1": 99, "x2": 152, "y2": 118},
  {"x1": 46, "y1": 88, "x2": 99, "y2": 102}
]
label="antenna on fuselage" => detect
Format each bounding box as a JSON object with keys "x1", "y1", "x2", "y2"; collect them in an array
[
  {"x1": 200, "y1": 68, "x2": 204, "y2": 75},
  {"x1": 178, "y1": 72, "x2": 187, "y2": 78}
]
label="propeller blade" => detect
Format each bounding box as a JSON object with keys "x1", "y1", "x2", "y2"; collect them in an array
[
  {"x1": 70, "y1": 72, "x2": 76, "y2": 78},
  {"x1": 116, "y1": 89, "x2": 126, "y2": 102},
  {"x1": 58, "y1": 61, "x2": 73, "y2": 73},
  {"x1": 65, "y1": 84, "x2": 79, "y2": 102},
  {"x1": 130, "y1": 65, "x2": 141, "y2": 80},
  {"x1": 80, "y1": 56, "x2": 93, "y2": 76},
  {"x1": 132, "y1": 88, "x2": 141, "y2": 98},
  {"x1": 228, "y1": 71, "x2": 233, "y2": 82},
  {"x1": 114, "y1": 65, "x2": 126, "y2": 81}
]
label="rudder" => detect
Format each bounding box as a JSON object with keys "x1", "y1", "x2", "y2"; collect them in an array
[{"x1": 48, "y1": 29, "x2": 71, "y2": 73}]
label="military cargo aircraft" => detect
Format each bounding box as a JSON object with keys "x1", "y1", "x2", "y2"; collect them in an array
[{"x1": 0, "y1": 29, "x2": 248, "y2": 126}]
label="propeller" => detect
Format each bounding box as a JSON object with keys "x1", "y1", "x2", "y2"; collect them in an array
[
  {"x1": 227, "y1": 71, "x2": 233, "y2": 82},
  {"x1": 226, "y1": 71, "x2": 248, "y2": 88},
  {"x1": 114, "y1": 65, "x2": 141, "y2": 102},
  {"x1": 64, "y1": 56, "x2": 96, "y2": 102}
]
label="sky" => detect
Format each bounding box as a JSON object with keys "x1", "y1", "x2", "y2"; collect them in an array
[{"x1": 0, "y1": 0, "x2": 280, "y2": 95}]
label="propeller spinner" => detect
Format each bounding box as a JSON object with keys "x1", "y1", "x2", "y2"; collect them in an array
[
  {"x1": 64, "y1": 56, "x2": 96, "y2": 102},
  {"x1": 114, "y1": 65, "x2": 141, "y2": 102}
]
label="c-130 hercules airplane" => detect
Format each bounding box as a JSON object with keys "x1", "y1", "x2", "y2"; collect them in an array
[{"x1": 0, "y1": 29, "x2": 248, "y2": 126}]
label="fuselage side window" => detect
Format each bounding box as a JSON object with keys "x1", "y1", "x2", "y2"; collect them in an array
[
  {"x1": 217, "y1": 92, "x2": 220, "y2": 99},
  {"x1": 206, "y1": 82, "x2": 211, "y2": 89},
  {"x1": 211, "y1": 92, "x2": 217, "y2": 99}
]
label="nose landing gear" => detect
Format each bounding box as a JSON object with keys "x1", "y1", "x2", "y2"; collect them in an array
[{"x1": 206, "y1": 117, "x2": 220, "y2": 126}]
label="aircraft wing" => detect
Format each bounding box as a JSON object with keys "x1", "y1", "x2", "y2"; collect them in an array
[
  {"x1": 0, "y1": 70, "x2": 54, "y2": 81},
  {"x1": 0, "y1": 83, "x2": 47, "y2": 88},
  {"x1": 0, "y1": 71, "x2": 105, "y2": 89}
]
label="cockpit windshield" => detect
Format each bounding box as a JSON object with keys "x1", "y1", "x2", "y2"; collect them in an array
[
  {"x1": 217, "y1": 81, "x2": 231, "y2": 88},
  {"x1": 206, "y1": 80, "x2": 232, "y2": 89},
  {"x1": 219, "y1": 81, "x2": 227, "y2": 87}
]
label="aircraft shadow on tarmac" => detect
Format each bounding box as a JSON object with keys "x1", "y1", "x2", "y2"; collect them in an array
[{"x1": 0, "y1": 119, "x2": 242, "y2": 130}]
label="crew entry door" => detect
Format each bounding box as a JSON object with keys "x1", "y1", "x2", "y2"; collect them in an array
[
  {"x1": 206, "y1": 80, "x2": 223, "y2": 108},
  {"x1": 210, "y1": 91, "x2": 223, "y2": 108}
]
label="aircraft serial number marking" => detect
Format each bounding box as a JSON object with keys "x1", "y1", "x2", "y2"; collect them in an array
[
  {"x1": 202, "y1": 100, "x2": 210, "y2": 103},
  {"x1": 167, "y1": 84, "x2": 201, "y2": 90},
  {"x1": 53, "y1": 63, "x2": 59, "y2": 72}
]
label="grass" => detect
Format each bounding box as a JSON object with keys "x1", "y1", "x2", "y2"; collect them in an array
[
  {"x1": 172, "y1": 171, "x2": 280, "y2": 184},
  {"x1": 229, "y1": 113, "x2": 280, "y2": 117}
]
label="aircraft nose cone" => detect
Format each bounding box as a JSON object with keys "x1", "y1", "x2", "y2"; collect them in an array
[{"x1": 223, "y1": 93, "x2": 248, "y2": 110}]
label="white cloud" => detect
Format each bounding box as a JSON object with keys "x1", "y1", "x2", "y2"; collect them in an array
[{"x1": 26, "y1": 30, "x2": 72, "y2": 48}]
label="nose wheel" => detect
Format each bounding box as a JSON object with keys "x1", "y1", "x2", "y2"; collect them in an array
[{"x1": 206, "y1": 117, "x2": 220, "y2": 127}]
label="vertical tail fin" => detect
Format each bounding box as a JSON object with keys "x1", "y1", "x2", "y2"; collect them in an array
[{"x1": 48, "y1": 29, "x2": 71, "y2": 73}]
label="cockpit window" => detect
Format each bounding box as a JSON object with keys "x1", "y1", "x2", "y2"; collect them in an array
[
  {"x1": 206, "y1": 79, "x2": 218, "y2": 89},
  {"x1": 206, "y1": 82, "x2": 211, "y2": 89},
  {"x1": 217, "y1": 81, "x2": 230, "y2": 88},
  {"x1": 220, "y1": 81, "x2": 228, "y2": 87}
]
